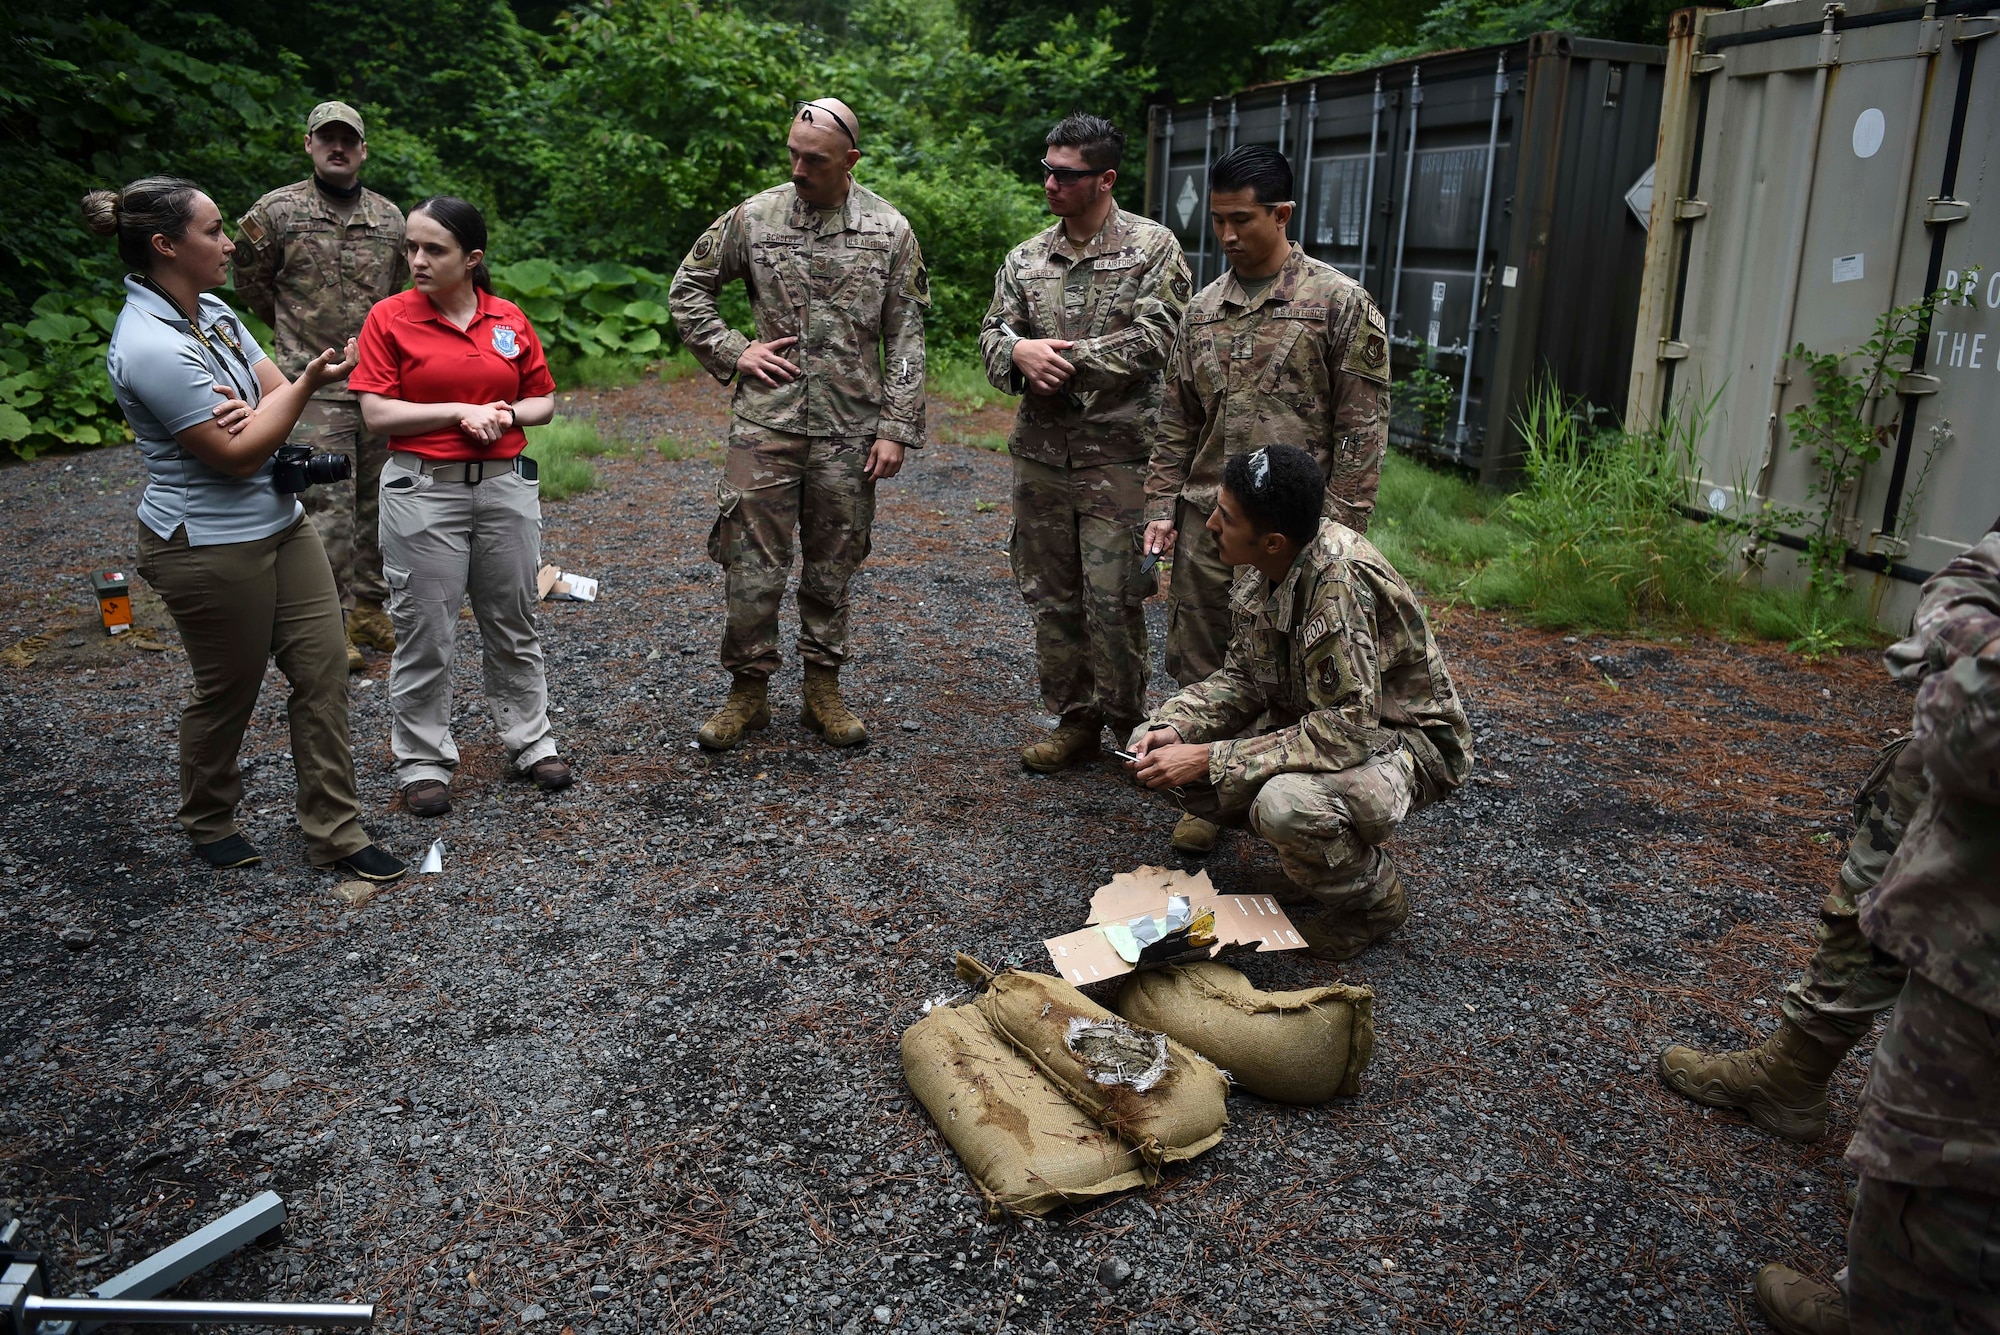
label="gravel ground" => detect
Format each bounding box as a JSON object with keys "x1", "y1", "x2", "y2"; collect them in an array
[{"x1": 0, "y1": 374, "x2": 1911, "y2": 1333}]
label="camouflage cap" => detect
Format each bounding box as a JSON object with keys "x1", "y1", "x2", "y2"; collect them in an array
[{"x1": 306, "y1": 101, "x2": 365, "y2": 138}]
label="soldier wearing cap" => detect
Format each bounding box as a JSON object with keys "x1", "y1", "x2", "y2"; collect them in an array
[
  {"x1": 234, "y1": 101, "x2": 409, "y2": 671},
  {"x1": 670, "y1": 97, "x2": 929, "y2": 751},
  {"x1": 1143, "y1": 144, "x2": 1391, "y2": 856}
]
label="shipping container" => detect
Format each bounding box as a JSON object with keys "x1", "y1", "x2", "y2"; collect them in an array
[
  {"x1": 1627, "y1": 1, "x2": 2000, "y2": 629},
  {"x1": 1144, "y1": 33, "x2": 1666, "y2": 482}
]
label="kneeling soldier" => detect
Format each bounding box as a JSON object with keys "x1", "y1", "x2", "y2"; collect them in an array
[{"x1": 1124, "y1": 444, "x2": 1471, "y2": 959}]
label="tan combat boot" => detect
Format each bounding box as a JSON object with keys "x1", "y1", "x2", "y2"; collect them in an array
[
  {"x1": 1171, "y1": 814, "x2": 1220, "y2": 854},
  {"x1": 1657, "y1": 1017, "x2": 1847, "y2": 1142},
  {"x1": 697, "y1": 675, "x2": 770, "y2": 751},
  {"x1": 1022, "y1": 711, "x2": 1102, "y2": 773},
  {"x1": 801, "y1": 665, "x2": 867, "y2": 746},
  {"x1": 348, "y1": 601, "x2": 396, "y2": 652},
  {"x1": 1754, "y1": 1264, "x2": 1847, "y2": 1335},
  {"x1": 344, "y1": 637, "x2": 366, "y2": 673},
  {"x1": 1294, "y1": 854, "x2": 1408, "y2": 961}
]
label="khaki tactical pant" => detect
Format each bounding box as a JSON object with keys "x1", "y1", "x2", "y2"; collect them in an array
[
  {"x1": 379, "y1": 455, "x2": 557, "y2": 788},
  {"x1": 1008, "y1": 456, "x2": 1151, "y2": 728},
  {"x1": 134, "y1": 516, "x2": 371, "y2": 864},
  {"x1": 709, "y1": 422, "x2": 876, "y2": 680},
  {"x1": 293, "y1": 397, "x2": 390, "y2": 607},
  {"x1": 1165, "y1": 750, "x2": 1418, "y2": 913},
  {"x1": 1780, "y1": 736, "x2": 1927, "y2": 1048},
  {"x1": 1163, "y1": 497, "x2": 1236, "y2": 687}
]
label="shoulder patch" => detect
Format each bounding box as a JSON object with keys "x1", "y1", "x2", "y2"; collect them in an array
[
  {"x1": 1342, "y1": 300, "x2": 1391, "y2": 385},
  {"x1": 903, "y1": 261, "x2": 931, "y2": 306},
  {"x1": 1171, "y1": 273, "x2": 1191, "y2": 303},
  {"x1": 236, "y1": 214, "x2": 266, "y2": 247},
  {"x1": 686, "y1": 222, "x2": 724, "y2": 271}
]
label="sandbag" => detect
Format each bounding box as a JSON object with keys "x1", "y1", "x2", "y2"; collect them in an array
[
  {"x1": 1114, "y1": 962, "x2": 1375, "y2": 1105},
  {"x1": 902, "y1": 1003, "x2": 1151, "y2": 1217},
  {"x1": 963, "y1": 958, "x2": 1229, "y2": 1166}
]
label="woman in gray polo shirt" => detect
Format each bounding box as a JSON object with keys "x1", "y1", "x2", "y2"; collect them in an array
[{"x1": 86, "y1": 176, "x2": 406, "y2": 883}]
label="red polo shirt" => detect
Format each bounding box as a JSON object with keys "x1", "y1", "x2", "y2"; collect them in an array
[{"x1": 349, "y1": 288, "x2": 557, "y2": 460}]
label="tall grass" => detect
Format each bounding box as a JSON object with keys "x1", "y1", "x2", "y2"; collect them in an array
[
  {"x1": 1376, "y1": 380, "x2": 1880, "y2": 652},
  {"x1": 523, "y1": 417, "x2": 619, "y2": 500}
]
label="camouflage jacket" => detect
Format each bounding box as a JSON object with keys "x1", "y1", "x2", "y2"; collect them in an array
[
  {"x1": 1145, "y1": 244, "x2": 1389, "y2": 531},
  {"x1": 232, "y1": 180, "x2": 407, "y2": 402},
  {"x1": 976, "y1": 207, "x2": 1190, "y2": 467},
  {"x1": 1863, "y1": 529, "x2": 2000, "y2": 1017},
  {"x1": 1153, "y1": 519, "x2": 1472, "y2": 812},
  {"x1": 669, "y1": 182, "x2": 929, "y2": 446}
]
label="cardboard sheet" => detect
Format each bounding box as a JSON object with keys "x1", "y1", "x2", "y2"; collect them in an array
[
  {"x1": 1044, "y1": 865, "x2": 1306, "y2": 985},
  {"x1": 536, "y1": 564, "x2": 599, "y2": 602}
]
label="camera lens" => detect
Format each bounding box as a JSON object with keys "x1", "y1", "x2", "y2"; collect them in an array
[{"x1": 305, "y1": 452, "x2": 353, "y2": 485}]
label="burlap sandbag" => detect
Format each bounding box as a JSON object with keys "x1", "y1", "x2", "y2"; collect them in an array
[
  {"x1": 1113, "y1": 962, "x2": 1375, "y2": 1105},
  {"x1": 960, "y1": 956, "x2": 1229, "y2": 1166},
  {"x1": 902, "y1": 1003, "x2": 1152, "y2": 1217}
]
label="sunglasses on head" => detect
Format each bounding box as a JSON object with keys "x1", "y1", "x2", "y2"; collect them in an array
[
  {"x1": 1041, "y1": 158, "x2": 1106, "y2": 184},
  {"x1": 793, "y1": 100, "x2": 857, "y2": 147}
]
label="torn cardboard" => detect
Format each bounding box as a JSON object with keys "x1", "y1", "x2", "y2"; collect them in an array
[
  {"x1": 1044, "y1": 865, "x2": 1306, "y2": 985},
  {"x1": 536, "y1": 564, "x2": 598, "y2": 602}
]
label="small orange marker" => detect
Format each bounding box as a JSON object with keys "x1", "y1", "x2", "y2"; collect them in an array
[{"x1": 91, "y1": 570, "x2": 132, "y2": 635}]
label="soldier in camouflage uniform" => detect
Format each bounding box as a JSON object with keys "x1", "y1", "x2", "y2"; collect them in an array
[
  {"x1": 1143, "y1": 145, "x2": 1390, "y2": 854},
  {"x1": 977, "y1": 114, "x2": 1191, "y2": 773},
  {"x1": 1658, "y1": 737, "x2": 1926, "y2": 1142},
  {"x1": 1125, "y1": 445, "x2": 1471, "y2": 960},
  {"x1": 233, "y1": 101, "x2": 407, "y2": 671},
  {"x1": 670, "y1": 98, "x2": 928, "y2": 751},
  {"x1": 1750, "y1": 526, "x2": 2000, "y2": 1335}
]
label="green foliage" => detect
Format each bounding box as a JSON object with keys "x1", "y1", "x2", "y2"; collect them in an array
[
  {"x1": 0, "y1": 292, "x2": 124, "y2": 458},
  {"x1": 488, "y1": 258, "x2": 678, "y2": 365},
  {"x1": 1398, "y1": 352, "x2": 1457, "y2": 443}
]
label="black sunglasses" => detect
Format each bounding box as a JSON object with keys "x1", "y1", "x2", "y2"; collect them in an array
[
  {"x1": 793, "y1": 100, "x2": 857, "y2": 147},
  {"x1": 1040, "y1": 158, "x2": 1106, "y2": 184}
]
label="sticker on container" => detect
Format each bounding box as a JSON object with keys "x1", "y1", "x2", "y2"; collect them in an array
[
  {"x1": 1176, "y1": 177, "x2": 1200, "y2": 229},
  {"x1": 1832, "y1": 254, "x2": 1865, "y2": 284},
  {"x1": 1708, "y1": 487, "x2": 1728, "y2": 512},
  {"x1": 1502, "y1": 266, "x2": 1520, "y2": 288},
  {"x1": 1853, "y1": 108, "x2": 1886, "y2": 160}
]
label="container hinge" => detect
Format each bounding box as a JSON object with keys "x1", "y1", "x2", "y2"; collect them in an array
[
  {"x1": 1925, "y1": 197, "x2": 1971, "y2": 225},
  {"x1": 1674, "y1": 197, "x2": 1710, "y2": 221},
  {"x1": 1690, "y1": 52, "x2": 1725, "y2": 75},
  {"x1": 1897, "y1": 373, "x2": 1941, "y2": 396},
  {"x1": 1917, "y1": 19, "x2": 1945, "y2": 54},
  {"x1": 1952, "y1": 14, "x2": 1999, "y2": 43},
  {"x1": 1658, "y1": 339, "x2": 1691, "y2": 361}
]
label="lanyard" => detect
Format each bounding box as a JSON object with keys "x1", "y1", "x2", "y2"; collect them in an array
[{"x1": 136, "y1": 276, "x2": 256, "y2": 401}]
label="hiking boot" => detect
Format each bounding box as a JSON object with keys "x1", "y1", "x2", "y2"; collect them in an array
[
  {"x1": 1658, "y1": 1017, "x2": 1847, "y2": 1143},
  {"x1": 193, "y1": 832, "x2": 263, "y2": 869},
  {"x1": 403, "y1": 780, "x2": 452, "y2": 817},
  {"x1": 527, "y1": 755, "x2": 573, "y2": 792},
  {"x1": 802, "y1": 665, "x2": 867, "y2": 747},
  {"x1": 698, "y1": 675, "x2": 771, "y2": 751},
  {"x1": 345, "y1": 638, "x2": 365, "y2": 673},
  {"x1": 348, "y1": 601, "x2": 395, "y2": 652},
  {"x1": 1294, "y1": 856, "x2": 1408, "y2": 961},
  {"x1": 1754, "y1": 1264, "x2": 1847, "y2": 1335},
  {"x1": 1022, "y1": 712, "x2": 1102, "y2": 773},
  {"x1": 329, "y1": 843, "x2": 409, "y2": 884},
  {"x1": 1171, "y1": 813, "x2": 1220, "y2": 854}
]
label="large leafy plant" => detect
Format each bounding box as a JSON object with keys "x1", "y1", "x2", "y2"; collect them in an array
[
  {"x1": 0, "y1": 292, "x2": 123, "y2": 459},
  {"x1": 488, "y1": 259, "x2": 678, "y2": 363}
]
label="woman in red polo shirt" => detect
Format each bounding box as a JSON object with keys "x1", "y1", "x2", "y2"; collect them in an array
[{"x1": 351, "y1": 195, "x2": 571, "y2": 816}]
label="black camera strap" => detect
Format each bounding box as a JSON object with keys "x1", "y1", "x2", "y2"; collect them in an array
[{"x1": 135, "y1": 274, "x2": 257, "y2": 402}]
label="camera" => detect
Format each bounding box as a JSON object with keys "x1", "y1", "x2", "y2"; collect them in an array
[{"x1": 272, "y1": 444, "x2": 353, "y2": 494}]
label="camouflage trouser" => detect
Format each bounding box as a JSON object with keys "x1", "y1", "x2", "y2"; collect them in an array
[
  {"x1": 1008, "y1": 456, "x2": 1151, "y2": 728},
  {"x1": 292, "y1": 397, "x2": 390, "y2": 607},
  {"x1": 1780, "y1": 735, "x2": 1928, "y2": 1049},
  {"x1": 1163, "y1": 497, "x2": 1234, "y2": 687},
  {"x1": 1846, "y1": 1175, "x2": 2000, "y2": 1333},
  {"x1": 1164, "y1": 749, "x2": 1418, "y2": 912},
  {"x1": 708, "y1": 422, "x2": 875, "y2": 680}
]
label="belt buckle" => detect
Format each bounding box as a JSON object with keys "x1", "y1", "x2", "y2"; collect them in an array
[{"x1": 464, "y1": 459, "x2": 487, "y2": 485}]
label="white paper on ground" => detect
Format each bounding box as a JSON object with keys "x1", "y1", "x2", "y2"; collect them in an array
[{"x1": 419, "y1": 839, "x2": 444, "y2": 874}]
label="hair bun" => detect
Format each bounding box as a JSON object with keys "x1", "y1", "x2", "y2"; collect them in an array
[{"x1": 80, "y1": 189, "x2": 122, "y2": 238}]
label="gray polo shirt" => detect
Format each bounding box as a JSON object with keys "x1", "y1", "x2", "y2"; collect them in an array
[{"x1": 108, "y1": 276, "x2": 301, "y2": 546}]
